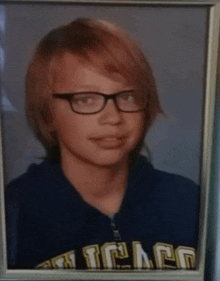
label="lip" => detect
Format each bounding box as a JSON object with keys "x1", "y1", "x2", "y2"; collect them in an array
[{"x1": 90, "y1": 135, "x2": 127, "y2": 149}]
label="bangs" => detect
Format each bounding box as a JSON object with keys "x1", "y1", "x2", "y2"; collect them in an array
[
  {"x1": 77, "y1": 34, "x2": 156, "y2": 96},
  {"x1": 42, "y1": 18, "x2": 153, "y2": 93},
  {"x1": 83, "y1": 44, "x2": 142, "y2": 86}
]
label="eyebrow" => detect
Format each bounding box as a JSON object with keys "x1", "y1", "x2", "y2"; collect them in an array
[
  {"x1": 53, "y1": 89, "x2": 136, "y2": 96},
  {"x1": 52, "y1": 88, "x2": 135, "y2": 96},
  {"x1": 53, "y1": 85, "x2": 134, "y2": 95}
]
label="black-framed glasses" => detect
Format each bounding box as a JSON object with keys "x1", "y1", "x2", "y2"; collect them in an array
[{"x1": 53, "y1": 90, "x2": 147, "y2": 114}]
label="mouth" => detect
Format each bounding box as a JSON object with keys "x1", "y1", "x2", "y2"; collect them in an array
[{"x1": 90, "y1": 135, "x2": 127, "y2": 149}]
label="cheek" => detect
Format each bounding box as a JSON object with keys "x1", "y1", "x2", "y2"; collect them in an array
[
  {"x1": 129, "y1": 114, "x2": 145, "y2": 138},
  {"x1": 52, "y1": 110, "x2": 91, "y2": 144},
  {"x1": 51, "y1": 105, "x2": 75, "y2": 140}
]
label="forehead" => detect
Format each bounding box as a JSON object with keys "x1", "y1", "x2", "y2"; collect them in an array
[{"x1": 52, "y1": 52, "x2": 131, "y2": 93}]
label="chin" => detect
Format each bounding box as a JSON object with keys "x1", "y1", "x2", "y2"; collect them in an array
[
  {"x1": 62, "y1": 144, "x2": 132, "y2": 168},
  {"x1": 87, "y1": 151, "x2": 129, "y2": 168}
]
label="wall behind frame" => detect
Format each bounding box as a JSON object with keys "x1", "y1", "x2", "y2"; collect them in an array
[{"x1": 1, "y1": 3, "x2": 206, "y2": 185}]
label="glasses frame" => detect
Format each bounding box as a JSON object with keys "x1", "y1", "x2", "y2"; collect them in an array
[{"x1": 52, "y1": 90, "x2": 148, "y2": 114}]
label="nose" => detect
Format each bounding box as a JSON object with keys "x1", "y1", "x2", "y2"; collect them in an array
[{"x1": 99, "y1": 99, "x2": 123, "y2": 125}]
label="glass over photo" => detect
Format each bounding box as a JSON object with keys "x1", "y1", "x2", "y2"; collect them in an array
[{"x1": 5, "y1": 17, "x2": 200, "y2": 270}]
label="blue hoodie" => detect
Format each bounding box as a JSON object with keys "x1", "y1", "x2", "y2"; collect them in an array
[{"x1": 5, "y1": 156, "x2": 199, "y2": 270}]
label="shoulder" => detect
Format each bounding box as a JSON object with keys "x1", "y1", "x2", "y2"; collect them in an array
[
  {"x1": 130, "y1": 156, "x2": 200, "y2": 245},
  {"x1": 5, "y1": 161, "x2": 62, "y2": 208},
  {"x1": 133, "y1": 155, "x2": 199, "y2": 190},
  {"x1": 131, "y1": 155, "x2": 200, "y2": 211},
  {"x1": 153, "y1": 168, "x2": 199, "y2": 198},
  {"x1": 5, "y1": 161, "x2": 69, "y2": 268},
  {"x1": 132, "y1": 155, "x2": 198, "y2": 185},
  {"x1": 152, "y1": 169, "x2": 200, "y2": 215},
  {"x1": 128, "y1": 156, "x2": 200, "y2": 228}
]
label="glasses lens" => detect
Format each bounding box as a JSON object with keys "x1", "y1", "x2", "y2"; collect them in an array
[
  {"x1": 71, "y1": 93, "x2": 104, "y2": 113},
  {"x1": 117, "y1": 91, "x2": 147, "y2": 112}
]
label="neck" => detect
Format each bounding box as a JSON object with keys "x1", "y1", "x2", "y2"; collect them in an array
[{"x1": 60, "y1": 150, "x2": 128, "y2": 214}]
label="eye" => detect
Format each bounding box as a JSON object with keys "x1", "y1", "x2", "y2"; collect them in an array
[
  {"x1": 76, "y1": 97, "x2": 92, "y2": 104},
  {"x1": 73, "y1": 94, "x2": 100, "y2": 105},
  {"x1": 119, "y1": 92, "x2": 136, "y2": 103}
]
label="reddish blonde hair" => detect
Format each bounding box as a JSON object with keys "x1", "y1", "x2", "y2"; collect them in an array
[{"x1": 25, "y1": 18, "x2": 163, "y2": 164}]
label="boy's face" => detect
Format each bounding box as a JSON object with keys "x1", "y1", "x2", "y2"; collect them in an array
[{"x1": 51, "y1": 53, "x2": 145, "y2": 167}]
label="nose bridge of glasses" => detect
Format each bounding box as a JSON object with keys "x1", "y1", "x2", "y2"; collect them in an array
[{"x1": 104, "y1": 94, "x2": 121, "y2": 113}]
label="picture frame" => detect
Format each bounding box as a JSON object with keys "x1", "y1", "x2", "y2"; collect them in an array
[{"x1": 0, "y1": 0, "x2": 220, "y2": 280}]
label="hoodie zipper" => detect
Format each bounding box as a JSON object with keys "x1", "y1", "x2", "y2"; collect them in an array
[
  {"x1": 109, "y1": 214, "x2": 127, "y2": 265},
  {"x1": 109, "y1": 215, "x2": 121, "y2": 241}
]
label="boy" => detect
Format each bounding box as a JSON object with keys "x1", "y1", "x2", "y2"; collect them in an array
[{"x1": 6, "y1": 18, "x2": 199, "y2": 270}]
